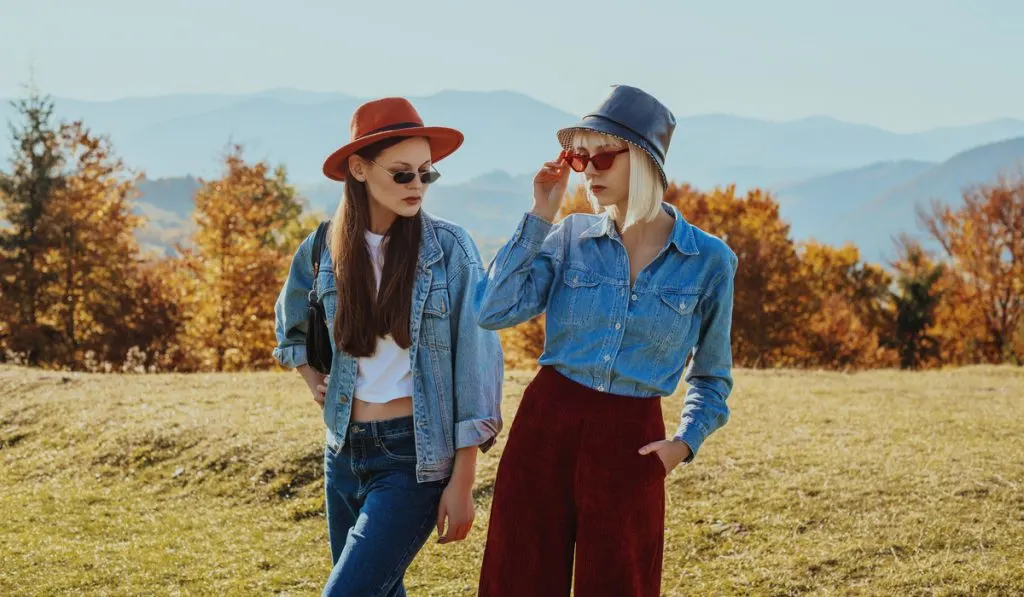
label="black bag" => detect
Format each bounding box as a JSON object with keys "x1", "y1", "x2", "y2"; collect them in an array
[{"x1": 305, "y1": 221, "x2": 333, "y2": 374}]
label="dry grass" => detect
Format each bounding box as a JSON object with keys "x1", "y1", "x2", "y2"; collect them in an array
[{"x1": 1, "y1": 365, "x2": 1022, "y2": 596}]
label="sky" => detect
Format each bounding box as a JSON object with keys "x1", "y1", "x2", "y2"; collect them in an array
[{"x1": 2, "y1": 0, "x2": 1022, "y2": 132}]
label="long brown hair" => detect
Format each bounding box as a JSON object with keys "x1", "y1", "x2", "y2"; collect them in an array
[{"x1": 329, "y1": 137, "x2": 422, "y2": 357}]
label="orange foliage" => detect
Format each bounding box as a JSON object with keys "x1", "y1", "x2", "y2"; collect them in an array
[
  {"x1": 44, "y1": 122, "x2": 147, "y2": 366},
  {"x1": 666, "y1": 184, "x2": 808, "y2": 367},
  {"x1": 796, "y1": 241, "x2": 896, "y2": 369},
  {"x1": 172, "y1": 146, "x2": 305, "y2": 372},
  {"x1": 920, "y1": 175, "x2": 1024, "y2": 364},
  {"x1": 499, "y1": 314, "x2": 547, "y2": 369}
]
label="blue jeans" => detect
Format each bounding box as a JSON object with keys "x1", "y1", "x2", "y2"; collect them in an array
[{"x1": 322, "y1": 416, "x2": 447, "y2": 597}]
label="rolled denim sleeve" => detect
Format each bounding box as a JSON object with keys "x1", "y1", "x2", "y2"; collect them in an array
[
  {"x1": 474, "y1": 211, "x2": 564, "y2": 330},
  {"x1": 675, "y1": 251, "x2": 738, "y2": 462},
  {"x1": 449, "y1": 237, "x2": 505, "y2": 452},
  {"x1": 273, "y1": 233, "x2": 315, "y2": 368}
]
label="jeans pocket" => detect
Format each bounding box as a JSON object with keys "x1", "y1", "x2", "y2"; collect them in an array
[{"x1": 379, "y1": 433, "x2": 418, "y2": 463}]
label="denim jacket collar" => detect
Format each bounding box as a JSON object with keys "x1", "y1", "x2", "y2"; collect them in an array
[{"x1": 417, "y1": 211, "x2": 444, "y2": 270}]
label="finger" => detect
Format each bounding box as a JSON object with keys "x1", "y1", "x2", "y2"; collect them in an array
[
  {"x1": 451, "y1": 522, "x2": 467, "y2": 543},
  {"x1": 436, "y1": 505, "x2": 447, "y2": 538},
  {"x1": 456, "y1": 522, "x2": 471, "y2": 541},
  {"x1": 638, "y1": 441, "x2": 666, "y2": 455}
]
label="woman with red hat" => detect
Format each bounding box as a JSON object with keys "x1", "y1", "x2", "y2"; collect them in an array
[
  {"x1": 273, "y1": 97, "x2": 504, "y2": 596},
  {"x1": 475, "y1": 85, "x2": 738, "y2": 596}
]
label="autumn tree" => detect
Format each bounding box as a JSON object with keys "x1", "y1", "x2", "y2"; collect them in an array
[
  {"x1": 889, "y1": 236, "x2": 945, "y2": 369},
  {"x1": 44, "y1": 122, "x2": 146, "y2": 366},
  {"x1": 0, "y1": 90, "x2": 64, "y2": 364},
  {"x1": 116, "y1": 257, "x2": 187, "y2": 372},
  {"x1": 920, "y1": 175, "x2": 1024, "y2": 364},
  {"x1": 175, "y1": 146, "x2": 305, "y2": 371},
  {"x1": 667, "y1": 184, "x2": 807, "y2": 367},
  {"x1": 797, "y1": 241, "x2": 895, "y2": 369}
]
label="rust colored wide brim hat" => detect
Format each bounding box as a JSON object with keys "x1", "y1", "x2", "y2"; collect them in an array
[{"x1": 322, "y1": 97, "x2": 464, "y2": 182}]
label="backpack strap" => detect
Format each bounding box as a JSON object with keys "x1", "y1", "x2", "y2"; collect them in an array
[{"x1": 310, "y1": 220, "x2": 330, "y2": 278}]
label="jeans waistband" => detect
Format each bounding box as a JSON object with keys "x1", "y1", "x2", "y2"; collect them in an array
[{"x1": 347, "y1": 416, "x2": 415, "y2": 441}]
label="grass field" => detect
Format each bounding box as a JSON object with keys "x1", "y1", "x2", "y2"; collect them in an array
[{"x1": 1, "y1": 364, "x2": 1022, "y2": 596}]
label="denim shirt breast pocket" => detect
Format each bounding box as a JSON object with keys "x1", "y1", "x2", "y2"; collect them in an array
[
  {"x1": 421, "y1": 285, "x2": 452, "y2": 352},
  {"x1": 559, "y1": 266, "x2": 604, "y2": 327},
  {"x1": 645, "y1": 287, "x2": 702, "y2": 353}
]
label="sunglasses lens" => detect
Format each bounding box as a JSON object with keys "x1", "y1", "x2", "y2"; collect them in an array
[
  {"x1": 393, "y1": 171, "x2": 416, "y2": 184},
  {"x1": 568, "y1": 155, "x2": 587, "y2": 172},
  {"x1": 421, "y1": 170, "x2": 441, "y2": 184},
  {"x1": 591, "y1": 153, "x2": 616, "y2": 170}
]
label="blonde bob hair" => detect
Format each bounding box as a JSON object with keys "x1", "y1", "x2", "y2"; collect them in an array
[{"x1": 570, "y1": 129, "x2": 665, "y2": 230}]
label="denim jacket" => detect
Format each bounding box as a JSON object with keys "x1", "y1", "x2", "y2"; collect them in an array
[
  {"x1": 274, "y1": 211, "x2": 504, "y2": 483},
  {"x1": 475, "y1": 203, "x2": 736, "y2": 461}
]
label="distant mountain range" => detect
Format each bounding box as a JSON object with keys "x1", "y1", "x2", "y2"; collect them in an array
[
  {"x1": 773, "y1": 136, "x2": 1024, "y2": 261},
  {"x1": 4, "y1": 88, "x2": 1024, "y2": 189},
  {"x1": 131, "y1": 171, "x2": 534, "y2": 259},
  {"x1": 3, "y1": 89, "x2": 1024, "y2": 262}
]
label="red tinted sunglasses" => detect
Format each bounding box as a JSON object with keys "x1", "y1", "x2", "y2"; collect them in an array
[{"x1": 562, "y1": 148, "x2": 629, "y2": 172}]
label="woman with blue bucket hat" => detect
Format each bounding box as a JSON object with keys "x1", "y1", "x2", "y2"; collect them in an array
[{"x1": 475, "y1": 85, "x2": 738, "y2": 596}]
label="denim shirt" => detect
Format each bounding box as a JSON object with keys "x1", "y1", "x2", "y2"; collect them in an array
[
  {"x1": 475, "y1": 203, "x2": 736, "y2": 461},
  {"x1": 274, "y1": 212, "x2": 504, "y2": 483}
]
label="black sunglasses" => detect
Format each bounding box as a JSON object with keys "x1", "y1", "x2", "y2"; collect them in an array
[{"x1": 369, "y1": 160, "x2": 441, "y2": 185}]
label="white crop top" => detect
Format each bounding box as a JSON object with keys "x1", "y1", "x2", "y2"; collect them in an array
[{"x1": 353, "y1": 230, "x2": 414, "y2": 403}]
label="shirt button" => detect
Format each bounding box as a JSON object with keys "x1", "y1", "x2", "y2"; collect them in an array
[
  {"x1": 603, "y1": 355, "x2": 611, "y2": 362},
  {"x1": 340, "y1": 395, "x2": 349, "y2": 404},
  {"x1": 631, "y1": 294, "x2": 638, "y2": 301},
  {"x1": 597, "y1": 385, "x2": 605, "y2": 392},
  {"x1": 615, "y1": 323, "x2": 622, "y2": 330}
]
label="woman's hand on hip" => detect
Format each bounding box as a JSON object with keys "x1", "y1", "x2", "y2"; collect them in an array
[
  {"x1": 297, "y1": 365, "x2": 328, "y2": 409},
  {"x1": 639, "y1": 439, "x2": 692, "y2": 475}
]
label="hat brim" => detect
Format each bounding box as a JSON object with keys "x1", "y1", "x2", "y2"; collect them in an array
[
  {"x1": 322, "y1": 126, "x2": 465, "y2": 182},
  {"x1": 557, "y1": 117, "x2": 668, "y2": 189}
]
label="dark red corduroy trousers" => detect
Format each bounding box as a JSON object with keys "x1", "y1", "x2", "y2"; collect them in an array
[{"x1": 478, "y1": 366, "x2": 667, "y2": 597}]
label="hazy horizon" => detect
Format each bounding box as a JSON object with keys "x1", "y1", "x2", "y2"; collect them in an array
[{"x1": 3, "y1": 0, "x2": 1023, "y2": 133}]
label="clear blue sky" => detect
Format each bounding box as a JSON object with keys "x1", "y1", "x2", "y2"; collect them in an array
[{"x1": 2, "y1": 0, "x2": 1021, "y2": 132}]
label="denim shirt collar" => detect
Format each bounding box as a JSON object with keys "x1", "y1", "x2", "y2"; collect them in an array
[{"x1": 579, "y1": 203, "x2": 699, "y2": 256}]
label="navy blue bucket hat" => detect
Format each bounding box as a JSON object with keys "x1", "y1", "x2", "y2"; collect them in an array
[{"x1": 557, "y1": 84, "x2": 676, "y2": 188}]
